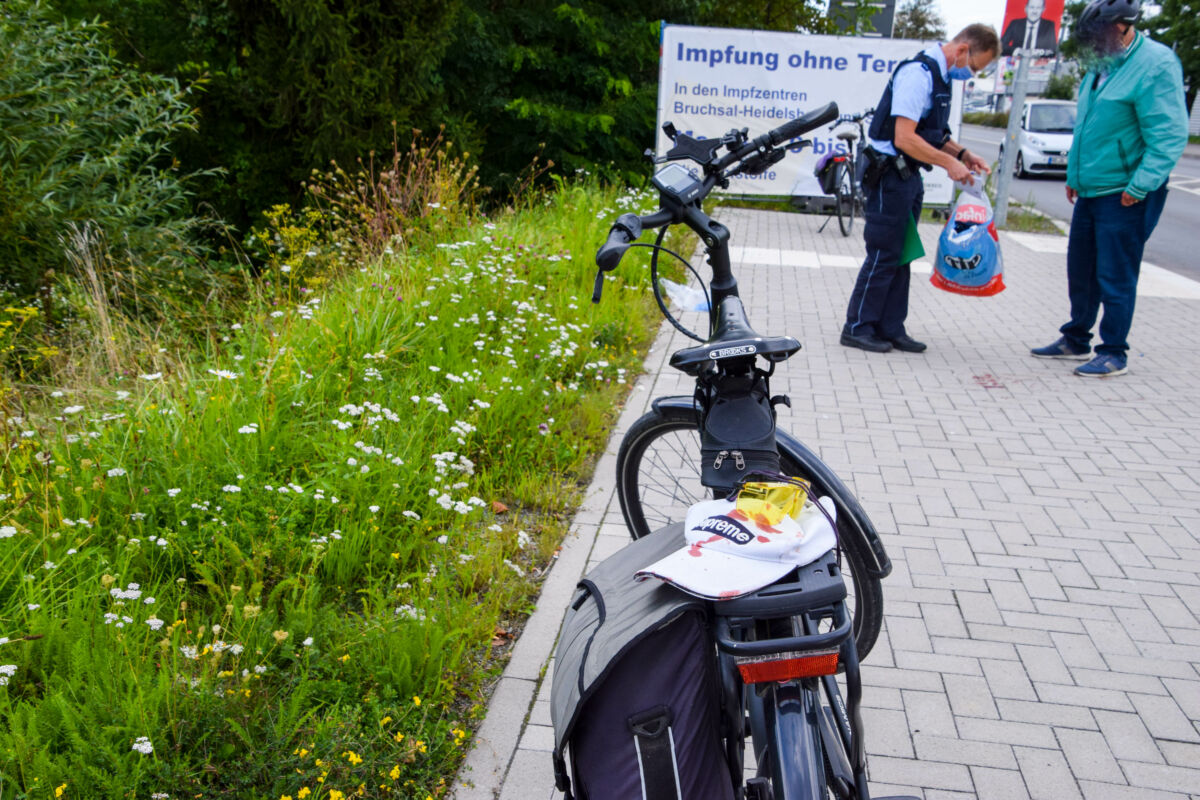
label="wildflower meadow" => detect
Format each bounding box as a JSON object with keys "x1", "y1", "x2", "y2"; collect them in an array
[{"x1": 0, "y1": 180, "x2": 666, "y2": 798}]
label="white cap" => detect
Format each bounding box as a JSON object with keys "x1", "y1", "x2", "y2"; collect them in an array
[{"x1": 634, "y1": 495, "x2": 837, "y2": 600}]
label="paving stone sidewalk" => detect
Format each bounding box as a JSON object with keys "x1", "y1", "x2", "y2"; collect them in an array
[{"x1": 452, "y1": 208, "x2": 1200, "y2": 800}]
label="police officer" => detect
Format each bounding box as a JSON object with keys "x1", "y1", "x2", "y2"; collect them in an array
[{"x1": 841, "y1": 25, "x2": 1000, "y2": 354}]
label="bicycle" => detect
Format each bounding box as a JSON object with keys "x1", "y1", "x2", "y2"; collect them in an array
[
  {"x1": 817, "y1": 109, "x2": 874, "y2": 237},
  {"x1": 589, "y1": 104, "x2": 906, "y2": 800}
]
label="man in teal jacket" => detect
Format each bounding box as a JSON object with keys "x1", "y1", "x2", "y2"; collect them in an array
[{"x1": 1030, "y1": 0, "x2": 1187, "y2": 377}]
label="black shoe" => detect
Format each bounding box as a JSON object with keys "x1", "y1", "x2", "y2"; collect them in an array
[
  {"x1": 840, "y1": 331, "x2": 893, "y2": 353},
  {"x1": 886, "y1": 334, "x2": 927, "y2": 353}
]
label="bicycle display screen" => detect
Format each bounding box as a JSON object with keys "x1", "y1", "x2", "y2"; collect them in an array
[{"x1": 652, "y1": 163, "x2": 703, "y2": 204}]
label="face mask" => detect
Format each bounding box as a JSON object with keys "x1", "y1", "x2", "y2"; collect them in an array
[{"x1": 948, "y1": 51, "x2": 973, "y2": 80}]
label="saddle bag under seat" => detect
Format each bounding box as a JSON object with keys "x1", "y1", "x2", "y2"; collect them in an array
[
  {"x1": 697, "y1": 372, "x2": 780, "y2": 492},
  {"x1": 551, "y1": 526, "x2": 735, "y2": 800}
]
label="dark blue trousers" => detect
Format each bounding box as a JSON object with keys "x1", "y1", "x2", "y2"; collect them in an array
[
  {"x1": 1060, "y1": 186, "x2": 1168, "y2": 357},
  {"x1": 844, "y1": 169, "x2": 925, "y2": 340}
]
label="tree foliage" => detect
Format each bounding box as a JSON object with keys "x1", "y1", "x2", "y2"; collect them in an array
[
  {"x1": 892, "y1": 0, "x2": 947, "y2": 41},
  {"x1": 0, "y1": 0, "x2": 209, "y2": 317},
  {"x1": 53, "y1": 0, "x2": 463, "y2": 226},
  {"x1": 52, "y1": 0, "x2": 850, "y2": 231},
  {"x1": 703, "y1": 0, "x2": 846, "y2": 34},
  {"x1": 1144, "y1": 0, "x2": 1199, "y2": 110}
]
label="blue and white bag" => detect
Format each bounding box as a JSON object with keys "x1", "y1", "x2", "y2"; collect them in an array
[{"x1": 931, "y1": 177, "x2": 1006, "y2": 296}]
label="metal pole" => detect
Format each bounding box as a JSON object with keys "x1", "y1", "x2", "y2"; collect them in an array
[{"x1": 994, "y1": 49, "x2": 1032, "y2": 227}]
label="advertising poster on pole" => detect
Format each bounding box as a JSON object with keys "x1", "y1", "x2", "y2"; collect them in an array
[
  {"x1": 1000, "y1": 0, "x2": 1063, "y2": 56},
  {"x1": 657, "y1": 24, "x2": 963, "y2": 206}
]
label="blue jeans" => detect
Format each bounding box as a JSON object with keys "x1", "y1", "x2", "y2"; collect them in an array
[
  {"x1": 1061, "y1": 186, "x2": 1168, "y2": 357},
  {"x1": 844, "y1": 169, "x2": 924, "y2": 339}
]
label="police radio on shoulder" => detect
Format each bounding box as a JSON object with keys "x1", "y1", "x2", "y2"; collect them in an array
[{"x1": 652, "y1": 163, "x2": 704, "y2": 204}]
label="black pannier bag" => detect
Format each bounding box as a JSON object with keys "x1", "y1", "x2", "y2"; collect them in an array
[
  {"x1": 813, "y1": 151, "x2": 846, "y2": 195},
  {"x1": 551, "y1": 527, "x2": 736, "y2": 800}
]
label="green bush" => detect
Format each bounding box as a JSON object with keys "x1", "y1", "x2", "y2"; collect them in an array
[
  {"x1": 0, "y1": 1, "x2": 215, "y2": 323},
  {"x1": 1043, "y1": 71, "x2": 1079, "y2": 101},
  {"x1": 963, "y1": 110, "x2": 1010, "y2": 128}
]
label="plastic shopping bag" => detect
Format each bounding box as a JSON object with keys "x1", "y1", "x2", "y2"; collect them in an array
[{"x1": 931, "y1": 177, "x2": 1005, "y2": 296}]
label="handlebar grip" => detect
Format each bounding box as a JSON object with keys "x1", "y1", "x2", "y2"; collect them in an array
[
  {"x1": 595, "y1": 232, "x2": 632, "y2": 271},
  {"x1": 765, "y1": 101, "x2": 839, "y2": 145},
  {"x1": 594, "y1": 212, "x2": 643, "y2": 270}
]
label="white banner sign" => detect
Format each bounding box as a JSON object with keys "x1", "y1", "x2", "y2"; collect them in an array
[{"x1": 657, "y1": 24, "x2": 963, "y2": 205}]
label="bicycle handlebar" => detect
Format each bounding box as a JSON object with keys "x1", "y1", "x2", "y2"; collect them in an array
[
  {"x1": 829, "y1": 108, "x2": 875, "y2": 129},
  {"x1": 715, "y1": 102, "x2": 838, "y2": 172},
  {"x1": 592, "y1": 102, "x2": 839, "y2": 295}
]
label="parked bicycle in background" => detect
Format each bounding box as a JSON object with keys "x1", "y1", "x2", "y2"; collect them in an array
[{"x1": 815, "y1": 108, "x2": 874, "y2": 237}]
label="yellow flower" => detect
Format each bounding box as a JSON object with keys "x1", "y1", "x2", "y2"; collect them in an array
[
  {"x1": 55, "y1": 785, "x2": 67, "y2": 798},
  {"x1": 380, "y1": 716, "x2": 392, "y2": 726},
  {"x1": 389, "y1": 764, "x2": 401, "y2": 780},
  {"x1": 344, "y1": 750, "x2": 363, "y2": 765},
  {"x1": 329, "y1": 792, "x2": 345, "y2": 800},
  {"x1": 393, "y1": 732, "x2": 404, "y2": 743},
  {"x1": 280, "y1": 795, "x2": 292, "y2": 800},
  {"x1": 412, "y1": 696, "x2": 421, "y2": 707},
  {"x1": 297, "y1": 789, "x2": 311, "y2": 799},
  {"x1": 391, "y1": 552, "x2": 399, "y2": 559},
  {"x1": 339, "y1": 654, "x2": 351, "y2": 663}
]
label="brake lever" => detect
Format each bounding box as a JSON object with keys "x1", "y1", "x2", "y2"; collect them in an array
[{"x1": 591, "y1": 269, "x2": 606, "y2": 304}]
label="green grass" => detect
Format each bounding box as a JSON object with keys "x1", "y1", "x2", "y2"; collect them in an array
[{"x1": 0, "y1": 181, "x2": 666, "y2": 799}]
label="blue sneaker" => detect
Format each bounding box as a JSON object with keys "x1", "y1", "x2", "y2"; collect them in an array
[
  {"x1": 1031, "y1": 337, "x2": 1091, "y2": 360},
  {"x1": 1074, "y1": 354, "x2": 1127, "y2": 378}
]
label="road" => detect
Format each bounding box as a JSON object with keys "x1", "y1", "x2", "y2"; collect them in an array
[{"x1": 959, "y1": 123, "x2": 1200, "y2": 282}]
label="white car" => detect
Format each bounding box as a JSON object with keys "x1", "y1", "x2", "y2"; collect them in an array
[{"x1": 999, "y1": 99, "x2": 1076, "y2": 178}]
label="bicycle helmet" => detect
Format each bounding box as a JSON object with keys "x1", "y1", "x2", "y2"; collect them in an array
[
  {"x1": 1076, "y1": 0, "x2": 1140, "y2": 55},
  {"x1": 1078, "y1": 0, "x2": 1141, "y2": 28}
]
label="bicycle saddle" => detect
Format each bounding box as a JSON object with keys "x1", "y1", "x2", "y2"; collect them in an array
[
  {"x1": 669, "y1": 296, "x2": 800, "y2": 376},
  {"x1": 836, "y1": 130, "x2": 858, "y2": 142}
]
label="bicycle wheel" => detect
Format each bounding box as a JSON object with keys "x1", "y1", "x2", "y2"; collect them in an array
[
  {"x1": 615, "y1": 407, "x2": 885, "y2": 658},
  {"x1": 834, "y1": 162, "x2": 855, "y2": 237}
]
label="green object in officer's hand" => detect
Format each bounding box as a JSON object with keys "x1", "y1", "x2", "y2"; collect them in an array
[{"x1": 900, "y1": 211, "x2": 925, "y2": 265}]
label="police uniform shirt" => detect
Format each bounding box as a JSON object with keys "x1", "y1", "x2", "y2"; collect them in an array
[{"x1": 869, "y1": 45, "x2": 950, "y2": 156}]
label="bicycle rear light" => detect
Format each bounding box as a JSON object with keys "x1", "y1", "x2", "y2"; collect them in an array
[{"x1": 735, "y1": 648, "x2": 840, "y2": 683}]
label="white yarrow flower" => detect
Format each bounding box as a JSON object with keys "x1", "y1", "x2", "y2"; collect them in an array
[{"x1": 132, "y1": 736, "x2": 154, "y2": 754}]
